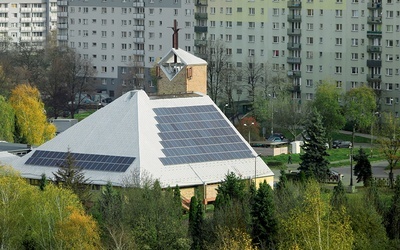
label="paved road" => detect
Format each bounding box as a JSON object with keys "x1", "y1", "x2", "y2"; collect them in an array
[{"x1": 272, "y1": 160, "x2": 400, "y2": 186}]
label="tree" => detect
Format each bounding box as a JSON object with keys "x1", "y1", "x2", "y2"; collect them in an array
[
  {"x1": 376, "y1": 112, "x2": 400, "y2": 188},
  {"x1": 312, "y1": 82, "x2": 346, "y2": 144},
  {"x1": 353, "y1": 148, "x2": 373, "y2": 186},
  {"x1": 214, "y1": 172, "x2": 247, "y2": 209},
  {"x1": 189, "y1": 196, "x2": 204, "y2": 250},
  {"x1": 251, "y1": 181, "x2": 277, "y2": 249},
  {"x1": 9, "y1": 84, "x2": 56, "y2": 145},
  {"x1": 298, "y1": 108, "x2": 330, "y2": 182},
  {"x1": 237, "y1": 117, "x2": 261, "y2": 143},
  {"x1": 330, "y1": 180, "x2": 347, "y2": 209},
  {"x1": 206, "y1": 39, "x2": 231, "y2": 104},
  {"x1": 53, "y1": 149, "x2": 92, "y2": 206},
  {"x1": 386, "y1": 175, "x2": 400, "y2": 240},
  {"x1": 244, "y1": 56, "x2": 264, "y2": 103},
  {"x1": 343, "y1": 86, "x2": 376, "y2": 187},
  {"x1": 0, "y1": 96, "x2": 14, "y2": 142},
  {"x1": 279, "y1": 180, "x2": 354, "y2": 250}
]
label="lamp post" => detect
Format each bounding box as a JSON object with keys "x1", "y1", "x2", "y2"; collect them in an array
[
  {"x1": 254, "y1": 153, "x2": 261, "y2": 185},
  {"x1": 244, "y1": 122, "x2": 255, "y2": 145},
  {"x1": 224, "y1": 103, "x2": 228, "y2": 115}
]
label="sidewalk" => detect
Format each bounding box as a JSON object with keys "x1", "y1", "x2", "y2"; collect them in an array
[{"x1": 339, "y1": 130, "x2": 377, "y2": 140}]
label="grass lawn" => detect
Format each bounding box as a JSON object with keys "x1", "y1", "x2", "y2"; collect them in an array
[{"x1": 74, "y1": 110, "x2": 96, "y2": 121}]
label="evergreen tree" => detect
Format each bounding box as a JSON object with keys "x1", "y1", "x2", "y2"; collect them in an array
[
  {"x1": 353, "y1": 148, "x2": 373, "y2": 186},
  {"x1": 365, "y1": 179, "x2": 383, "y2": 215},
  {"x1": 330, "y1": 180, "x2": 347, "y2": 209},
  {"x1": 39, "y1": 173, "x2": 47, "y2": 191},
  {"x1": 189, "y1": 196, "x2": 204, "y2": 250},
  {"x1": 251, "y1": 181, "x2": 277, "y2": 249},
  {"x1": 214, "y1": 172, "x2": 247, "y2": 209},
  {"x1": 298, "y1": 108, "x2": 330, "y2": 182},
  {"x1": 53, "y1": 149, "x2": 91, "y2": 206},
  {"x1": 386, "y1": 175, "x2": 400, "y2": 240}
]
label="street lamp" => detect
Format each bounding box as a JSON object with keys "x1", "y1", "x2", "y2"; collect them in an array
[
  {"x1": 244, "y1": 122, "x2": 255, "y2": 145},
  {"x1": 224, "y1": 103, "x2": 229, "y2": 115}
]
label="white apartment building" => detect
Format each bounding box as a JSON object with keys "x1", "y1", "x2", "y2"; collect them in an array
[
  {"x1": 0, "y1": 0, "x2": 57, "y2": 48},
  {"x1": 58, "y1": 0, "x2": 195, "y2": 99}
]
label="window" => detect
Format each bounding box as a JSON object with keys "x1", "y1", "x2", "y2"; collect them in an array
[
  {"x1": 387, "y1": 25, "x2": 393, "y2": 32},
  {"x1": 237, "y1": 22, "x2": 242, "y2": 26},
  {"x1": 386, "y1": 68, "x2": 393, "y2": 76},
  {"x1": 352, "y1": 10, "x2": 358, "y2": 17},
  {"x1": 335, "y1": 52, "x2": 342, "y2": 59},
  {"x1": 237, "y1": 49, "x2": 242, "y2": 54},
  {"x1": 352, "y1": 38, "x2": 359, "y2": 46},
  {"x1": 306, "y1": 65, "x2": 313, "y2": 72},
  {"x1": 351, "y1": 81, "x2": 357, "y2": 88},
  {"x1": 210, "y1": 21, "x2": 215, "y2": 27},
  {"x1": 273, "y1": 50, "x2": 279, "y2": 57},
  {"x1": 335, "y1": 66, "x2": 342, "y2": 74},
  {"x1": 226, "y1": 21, "x2": 232, "y2": 28},
  {"x1": 225, "y1": 34, "x2": 232, "y2": 42},
  {"x1": 307, "y1": 9, "x2": 314, "y2": 16},
  {"x1": 387, "y1": 10, "x2": 394, "y2": 18},
  {"x1": 273, "y1": 22, "x2": 279, "y2": 29},
  {"x1": 306, "y1": 51, "x2": 313, "y2": 58},
  {"x1": 273, "y1": 8, "x2": 279, "y2": 16},
  {"x1": 237, "y1": 7, "x2": 242, "y2": 13},
  {"x1": 352, "y1": 24, "x2": 358, "y2": 31},
  {"x1": 306, "y1": 79, "x2": 313, "y2": 87},
  {"x1": 351, "y1": 67, "x2": 358, "y2": 74},
  {"x1": 249, "y1": 8, "x2": 255, "y2": 15},
  {"x1": 387, "y1": 40, "x2": 394, "y2": 47},
  {"x1": 307, "y1": 23, "x2": 314, "y2": 30},
  {"x1": 336, "y1": 81, "x2": 343, "y2": 88},
  {"x1": 336, "y1": 24, "x2": 342, "y2": 31},
  {"x1": 387, "y1": 83, "x2": 393, "y2": 90},
  {"x1": 387, "y1": 54, "x2": 393, "y2": 61},
  {"x1": 273, "y1": 36, "x2": 279, "y2": 43},
  {"x1": 351, "y1": 53, "x2": 358, "y2": 60},
  {"x1": 237, "y1": 35, "x2": 242, "y2": 40},
  {"x1": 336, "y1": 38, "x2": 342, "y2": 45},
  {"x1": 248, "y1": 35, "x2": 255, "y2": 42},
  {"x1": 306, "y1": 93, "x2": 314, "y2": 100},
  {"x1": 226, "y1": 7, "x2": 232, "y2": 14},
  {"x1": 248, "y1": 49, "x2": 255, "y2": 56},
  {"x1": 210, "y1": 7, "x2": 215, "y2": 14},
  {"x1": 249, "y1": 22, "x2": 255, "y2": 28},
  {"x1": 307, "y1": 37, "x2": 313, "y2": 44},
  {"x1": 121, "y1": 43, "x2": 127, "y2": 50},
  {"x1": 336, "y1": 9, "x2": 342, "y2": 17},
  {"x1": 236, "y1": 62, "x2": 242, "y2": 67}
]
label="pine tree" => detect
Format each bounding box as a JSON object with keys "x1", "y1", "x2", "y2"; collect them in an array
[
  {"x1": 251, "y1": 181, "x2": 277, "y2": 249},
  {"x1": 214, "y1": 172, "x2": 247, "y2": 209},
  {"x1": 386, "y1": 175, "x2": 400, "y2": 240},
  {"x1": 331, "y1": 180, "x2": 347, "y2": 209},
  {"x1": 53, "y1": 149, "x2": 91, "y2": 205},
  {"x1": 189, "y1": 196, "x2": 204, "y2": 250},
  {"x1": 353, "y1": 148, "x2": 373, "y2": 186},
  {"x1": 298, "y1": 108, "x2": 330, "y2": 182},
  {"x1": 39, "y1": 173, "x2": 47, "y2": 191}
]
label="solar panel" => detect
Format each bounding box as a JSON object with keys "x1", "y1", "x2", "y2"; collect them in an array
[
  {"x1": 154, "y1": 105, "x2": 253, "y2": 165},
  {"x1": 25, "y1": 150, "x2": 135, "y2": 173}
]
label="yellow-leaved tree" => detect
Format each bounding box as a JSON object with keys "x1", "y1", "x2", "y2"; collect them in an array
[
  {"x1": 0, "y1": 165, "x2": 101, "y2": 249},
  {"x1": 9, "y1": 83, "x2": 56, "y2": 145}
]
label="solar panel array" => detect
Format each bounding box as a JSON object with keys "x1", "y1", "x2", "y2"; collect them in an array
[
  {"x1": 154, "y1": 105, "x2": 253, "y2": 165},
  {"x1": 25, "y1": 150, "x2": 135, "y2": 172}
]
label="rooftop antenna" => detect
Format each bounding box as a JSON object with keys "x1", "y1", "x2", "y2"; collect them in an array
[{"x1": 169, "y1": 19, "x2": 181, "y2": 63}]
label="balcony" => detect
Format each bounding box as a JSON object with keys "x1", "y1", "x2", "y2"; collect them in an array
[
  {"x1": 0, "y1": 27, "x2": 8, "y2": 31},
  {"x1": 33, "y1": 26, "x2": 46, "y2": 32},
  {"x1": 133, "y1": 61, "x2": 145, "y2": 67},
  {"x1": 0, "y1": 8, "x2": 9, "y2": 12},
  {"x1": 20, "y1": 17, "x2": 31, "y2": 22},
  {"x1": 287, "y1": 57, "x2": 301, "y2": 64},
  {"x1": 20, "y1": 37, "x2": 32, "y2": 42},
  {"x1": 287, "y1": 28, "x2": 301, "y2": 36},
  {"x1": 367, "y1": 31, "x2": 382, "y2": 37},
  {"x1": 57, "y1": 35, "x2": 68, "y2": 41},
  {"x1": 32, "y1": 17, "x2": 45, "y2": 22},
  {"x1": 0, "y1": 18, "x2": 8, "y2": 22},
  {"x1": 287, "y1": 71, "x2": 301, "y2": 77},
  {"x1": 133, "y1": 37, "x2": 144, "y2": 43},
  {"x1": 367, "y1": 59, "x2": 382, "y2": 67},
  {"x1": 195, "y1": 39, "x2": 207, "y2": 46},
  {"x1": 32, "y1": 8, "x2": 45, "y2": 12},
  {"x1": 132, "y1": 49, "x2": 144, "y2": 55},
  {"x1": 57, "y1": 12, "x2": 68, "y2": 17},
  {"x1": 292, "y1": 85, "x2": 301, "y2": 92},
  {"x1": 133, "y1": 13, "x2": 144, "y2": 19},
  {"x1": 195, "y1": 0, "x2": 208, "y2": 6},
  {"x1": 50, "y1": 6, "x2": 58, "y2": 12},
  {"x1": 367, "y1": 74, "x2": 382, "y2": 82},
  {"x1": 287, "y1": 1, "x2": 302, "y2": 8},
  {"x1": 132, "y1": 25, "x2": 144, "y2": 31},
  {"x1": 57, "y1": 23, "x2": 68, "y2": 29},
  {"x1": 287, "y1": 14, "x2": 301, "y2": 22},
  {"x1": 287, "y1": 43, "x2": 301, "y2": 50},
  {"x1": 57, "y1": 1, "x2": 68, "y2": 5},
  {"x1": 32, "y1": 36, "x2": 45, "y2": 42},
  {"x1": 132, "y1": 1, "x2": 145, "y2": 7},
  {"x1": 21, "y1": 27, "x2": 31, "y2": 31},
  {"x1": 367, "y1": 16, "x2": 382, "y2": 24},
  {"x1": 195, "y1": 13, "x2": 208, "y2": 20},
  {"x1": 20, "y1": 8, "x2": 31, "y2": 13},
  {"x1": 367, "y1": 45, "x2": 382, "y2": 52},
  {"x1": 194, "y1": 26, "x2": 207, "y2": 33},
  {"x1": 367, "y1": 2, "x2": 382, "y2": 9}
]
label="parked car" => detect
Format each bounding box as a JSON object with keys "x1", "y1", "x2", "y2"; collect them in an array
[
  {"x1": 328, "y1": 169, "x2": 344, "y2": 181},
  {"x1": 266, "y1": 133, "x2": 288, "y2": 142},
  {"x1": 332, "y1": 140, "x2": 352, "y2": 149}
]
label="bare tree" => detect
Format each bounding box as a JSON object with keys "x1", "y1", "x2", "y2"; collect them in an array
[
  {"x1": 206, "y1": 39, "x2": 231, "y2": 104},
  {"x1": 120, "y1": 55, "x2": 145, "y2": 94},
  {"x1": 243, "y1": 56, "x2": 264, "y2": 103}
]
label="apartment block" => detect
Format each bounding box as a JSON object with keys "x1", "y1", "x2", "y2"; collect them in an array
[
  {"x1": 195, "y1": 0, "x2": 400, "y2": 116},
  {"x1": 0, "y1": 0, "x2": 57, "y2": 48}
]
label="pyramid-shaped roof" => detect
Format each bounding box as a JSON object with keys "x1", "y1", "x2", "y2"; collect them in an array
[
  {"x1": 9, "y1": 90, "x2": 273, "y2": 187},
  {"x1": 159, "y1": 48, "x2": 207, "y2": 81}
]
